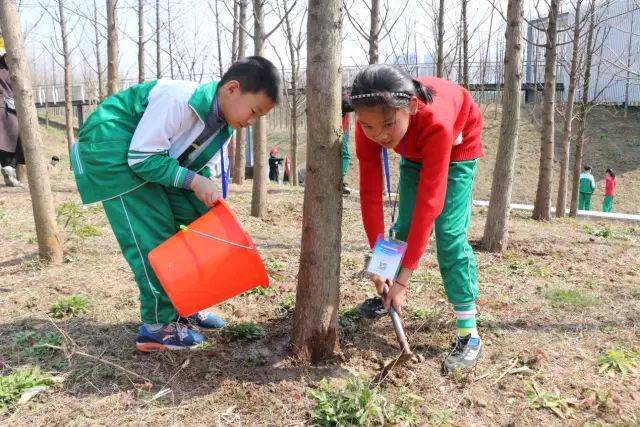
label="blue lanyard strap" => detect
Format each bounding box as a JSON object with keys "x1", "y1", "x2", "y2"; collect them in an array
[{"x1": 220, "y1": 143, "x2": 228, "y2": 199}]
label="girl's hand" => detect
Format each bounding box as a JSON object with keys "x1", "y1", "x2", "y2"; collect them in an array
[
  {"x1": 191, "y1": 174, "x2": 220, "y2": 208},
  {"x1": 383, "y1": 281, "x2": 408, "y2": 316},
  {"x1": 370, "y1": 274, "x2": 388, "y2": 296}
]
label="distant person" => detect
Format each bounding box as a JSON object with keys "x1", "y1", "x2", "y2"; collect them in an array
[
  {"x1": 268, "y1": 147, "x2": 283, "y2": 182},
  {"x1": 602, "y1": 168, "x2": 617, "y2": 212},
  {"x1": 579, "y1": 165, "x2": 596, "y2": 211},
  {"x1": 283, "y1": 155, "x2": 291, "y2": 182},
  {"x1": 0, "y1": 37, "x2": 25, "y2": 187},
  {"x1": 342, "y1": 93, "x2": 354, "y2": 194}
]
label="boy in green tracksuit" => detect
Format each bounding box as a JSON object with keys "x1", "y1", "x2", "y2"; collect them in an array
[
  {"x1": 71, "y1": 56, "x2": 281, "y2": 352},
  {"x1": 579, "y1": 165, "x2": 596, "y2": 211}
]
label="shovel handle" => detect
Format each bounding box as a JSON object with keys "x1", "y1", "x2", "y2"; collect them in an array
[{"x1": 383, "y1": 281, "x2": 412, "y2": 355}]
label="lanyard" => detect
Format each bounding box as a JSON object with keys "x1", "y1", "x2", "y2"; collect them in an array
[{"x1": 220, "y1": 143, "x2": 228, "y2": 199}]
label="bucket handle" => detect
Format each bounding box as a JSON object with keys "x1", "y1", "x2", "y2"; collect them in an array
[{"x1": 179, "y1": 225, "x2": 255, "y2": 250}]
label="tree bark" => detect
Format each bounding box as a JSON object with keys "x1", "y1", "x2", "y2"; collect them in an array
[
  {"x1": 532, "y1": 0, "x2": 559, "y2": 221},
  {"x1": 368, "y1": 0, "x2": 380, "y2": 64},
  {"x1": 0, "y1": 0, "x2": 64, "y2": 264},
  {"x1": 556, "y1": 0, "x2": 582, "y2": 218},
  {"x1": 436, "y1": 0, "x2": 445, "y2": 77},
  {"x1": 138, "y1": 0, "x2": 145, "y2": 83},
  {"x1": 570, "y1": 0, "x2": 595, "y2": 217},
  {"x1": 251, "y1": 0, "x2": 267, "y2": 218},
  {"x1": 232, "y1": 0, "x2": 248, "y2": 185},
  {"x1": 106, "y1": 0, "x2": 119, "y2": 95},
  {"x1": 482, "y1": 0, "x2": 524, "y2": 252},
  {"x1": 156, "y1": 0, "x2": 161, "y2": 78},
  {"x1": 283, "y1": 0, "x2": 300, "y2": 186},
  {"x1": 57, "y1": 0, "x2": 74, "y2": 156},
  {"x1": 291, "y1": 0, "x2": 342, "y2": 363}
]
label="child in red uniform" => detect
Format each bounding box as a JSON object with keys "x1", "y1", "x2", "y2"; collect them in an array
[
  {"x1": 602, "y1": 168, "x2": 617, "y2": 212},
  {"x1": 351, "y1": 65, "x2": 484, "y2": 373}
]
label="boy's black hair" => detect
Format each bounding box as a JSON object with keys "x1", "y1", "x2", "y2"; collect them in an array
[
  {"x1": 220, "y1": 56, "x2": 282, "y2": 104},
  {"x1": 350, "y1": 64, "x2": 435, "y2": 111},
  {"x1": 584, "y1": 165, "x2": 592, "y2": 171}
]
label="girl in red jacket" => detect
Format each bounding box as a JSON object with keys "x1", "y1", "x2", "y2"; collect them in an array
[
  {"x1": 351, "y1": 65, "x2": 484, "y2": 373},
  {"x1": 602, "y1": 168, "x2": 617, "y2": 212}
]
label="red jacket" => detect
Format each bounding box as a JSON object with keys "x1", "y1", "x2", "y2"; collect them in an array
[
  {"x1": 605, "y1": 176, "x2": 617, "y2": 196},
  {"x1": 356, "y1": 76, "x2": 483, "y2": 269}
]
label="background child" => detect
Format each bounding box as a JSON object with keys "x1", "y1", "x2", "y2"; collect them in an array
[
  {"x1": 71, "y1": 56, "x2": 281, "y2": 352},
  {"x1": 268, "y1": 147, "x2": 284, "y2": 182},
  {"x1": 579, "y1": 165, "x2": 596, "y2": 211},
  {"x1": 351, "y1": 64, "x2": 484, "y2": 373},
  {"x1": 342, "y1": 93, "x2": 354, "y2": 194},
  {"x1": 602, "y1": 168, "x2": 617, "y2": 212}
]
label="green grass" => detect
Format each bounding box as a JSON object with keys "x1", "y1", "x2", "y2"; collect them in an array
[
  {"x1": 339, "y1": 307, "x2": 361, "y2": 328},
  {"x1": 222, "y1": 323, "x2": 266, "y2": 342},
  {"x1": 243, "y1": 285, "x2": 278, "y2": 297},
  {"x1": 477, "y1": 312, "x2": 500, "y2": 330},
  {"x1": 597, "y1": 347, "x2": 639, "y2": 376},
  {"x1": 277, "y1": 293, "x2": 296, "y2": 315},
  {"x1": 49, "y1": 295, "x2": 90, "y2": 318},
  {"x1": 56, "y1": 202, "x2": 101, "y2": 249},
  {"x1": 11, "y1": 330, "x2": 61, "y2": 358},
  {"x1": 543, "y1": 287, "x2": 596, "y2": 310},
  {"x1": 0, "y1": 366, "x2": 57, "y2": 409},
  {"x1": 410, "y1": 307, "x2": 443, "y2": 325},
  {"x1": 526, "y1": 381, "x2": 574, "y2": 419}
]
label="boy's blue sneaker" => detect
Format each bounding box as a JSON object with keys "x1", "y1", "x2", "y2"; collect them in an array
[
  {"x1": 442, "y1": 334, "x2": 483, "y2": 374},
  {"x1": 177, "y1": 311, "x2": 225, "y2": 330},
  {"x1": 135, "y1": 323, "x2": 204, "y2": 352}
]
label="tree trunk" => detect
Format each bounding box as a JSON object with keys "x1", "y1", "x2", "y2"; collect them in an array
[
  {"x1": 623, "y1": 7, "x2": 634, "y2": 118},
  {"x1": 106, "y1": 0, "x2": 119, "y2": 95},
  {"x1": 532, "y1": 0, "x2": 559, "y2": 221},
  {"x1": 283, "y1": 0, "x2": 299, "y2": 186},
  {"x1": 167, "y1": 0, "x2": 174, "y2": 79},
  {"x1": 232, "y1": 0, "x2": 248, "y2": 185},
  {"x1": 570, "y1": 0, "x2": 595, "y2": 217},
  {"x1": 556, "y1": 0, "x2": 582, "y2": 218},
  {"x1": 138, "y1": 0, "x2": 145, "y2": 83},
  {"x1": 0, "y1": 0, "x2": 64, "y2": 264},
  {"x1": 482, "y1": 0, "x2": 524, "y2": 252},
  {"x1": 436, "y1": 0, "x2": 445, "y2": 77},
  {"x1": 231, "y1": 0, "x2": 239, "y2": 62},
  {"x1": 93, "y1": 0, "x2": 104, "y2": 99},
  {"x1": 462, "y1": 0, "x2": 469, "y2": 88},
  {"x1": 368, "y1": 0, "x2": 380, "y2": 64},
  {"x1": 251, "y1": 0, "x2": 267, "y2": 218},
  {"x1": 57, "y1": 0, "x2": 74, "y2": 156},
  {"x1": 214, "y1": 0, "x2": 224, "y2": 78},
  {"x1": 291, "y1": 0, "x2": 342, "y2": 363},
  {"x1": 156, "y1": 0, "x2": 161, "y2": 78}
]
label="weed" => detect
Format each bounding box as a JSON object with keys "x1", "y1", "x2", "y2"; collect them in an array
[
  {"x1": 544, "y1": 287, "x2": 596, "y2": 310},
  {"x1": 49, "y1": 295, "x2": 90, "y2": 318},
  {"x1": 56, "y1": 202, "x2": 101, "y2": 249},
  {"x1": 526, "y1": 381, "x2": 574, "y2": 419},
  {"x1": 277, "y1": 293, "x2": 296, "y2": 315},
  {"x1": 266, "y1": 259, "x2": 286, "y2": 272},
  {"x1": 410, "y1": 307, "x2": 443, "y2": 326},
  {"x1": 339, "y1": 307, "x2": 361, "y2": 328},
  {"x1": 0, "y1": 366, "x2": 58, "y2": 409},
  {"x1": 243, "y1": 285, "x2": 278, "y2": 297},
  {"x1": 477, "y1": 312, "x2": 499, "y2": 330},
  {"x1": 222, "y1": 323, "x2": 266, "y2": 342},
  {"x1": 597, "y1": 347, "x2": 639, "y2": 376},
  {"x1": 429, "y1": 409, "x2": 453, "y2": 426},
  {"x1": 11, "y1": 330, "x2": 61, "y2": 358}
]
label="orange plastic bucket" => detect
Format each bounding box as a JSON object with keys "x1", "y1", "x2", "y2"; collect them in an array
[{"x1": 148, "y1": 200, "x2": 269, "y2": 317}]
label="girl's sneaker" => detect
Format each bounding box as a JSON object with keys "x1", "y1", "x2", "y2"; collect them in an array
[
  {"x1": 135, "y1": 323, "x2": 204, "y2": 352},
  {"x1": 177, "y1": 311, "x2": 225, "y2": 329},
  {"x1": 442, "y1": 334, "x2": 483, "y2": 374}
]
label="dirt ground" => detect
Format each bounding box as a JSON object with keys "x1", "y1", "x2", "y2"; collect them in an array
[{"x1": 1, "y1": 115, "x2": 639, "y2": 425}]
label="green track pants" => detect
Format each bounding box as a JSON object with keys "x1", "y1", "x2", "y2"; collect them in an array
[
  {"x1": 391, "y1": 159, "x2": 479, "y2": 308},
  {"x1": 102, "y1": 183, "x2": 208, "y2": 324},
  {"x1": 602, "y1": 195, "x2": 614, "y2": 212},
  {"x1": 342, "y1": 132, "x2": 351, "y2": 177},
  {"x1": 579, "y1": 192, "x2": 593, "y2": 211}
]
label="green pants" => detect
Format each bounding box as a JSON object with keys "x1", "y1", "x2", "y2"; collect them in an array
[
  {"x1": 102, "y1": 182, "x2": 208, "y2": 324},
  {"x1": 341, "y1": 132, "x2": 351, "y2": 177},
  {"x1": 391, "y1": 159, "x2": 479, "y2": 307},
  {"x1": 579, "y1": 192, "x2": 592, "y2": 210},
  {"x1": 602, "y1": 195, "x2": 614, "y2": 212}
]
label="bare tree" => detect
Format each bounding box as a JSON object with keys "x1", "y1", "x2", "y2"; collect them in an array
[
  {"x1": 167, "y1": 0, "x2": 175, "y2": 79},
  {"x1": 461, "y1": 0, "x2": 469, "y2": 87},
  {"x1": 156, "y1": 0, "x2": 161, "y2": 78},
  {"x1": 232, "y1": 0, "x2": 248, "y2": 185},
  {"x1": 436, "y1": 0, "x2": 444, "y2": 76},
  {"x1": 138, "y1": 0, "x2": 145, "y2": 83},
  {"x1": 0, "y1": 0, "x2": 64, "y2": 264},
  {"x1": 532, "y1": 0, "x2": 560, "y2": 221},
  {"x1": 291, "y1": 0, "x2": 342, "y2": 363},
  {"x1": 556, "y1": 0, "x2": 583, "y2": 217},
  {"x1": 93, "y1": 0, "x2": 105, "y2": 99},
  {"x1": 570, "y1": 0, "x2": 596, "y2": 216},
  {"x1": 106, "y1": 0, "x2": 119, "y2": 95},
  {"x1": 482, "y1": 0, "x2": 524, "y2": 252},
  {"x1": 212, "y1": 0, "x2": 224, "y2": 77},
  {"x1": 58, "y1": 0, "x2": 74, "y2": 155}
]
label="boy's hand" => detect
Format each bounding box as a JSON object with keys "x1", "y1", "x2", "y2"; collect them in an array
[{"x1": 191, "y1": 174, "x2": 220, "y2": 208}]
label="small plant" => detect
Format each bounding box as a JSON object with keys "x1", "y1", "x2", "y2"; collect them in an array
[
  {"x1": 222, "y1": 323, "x2": 266, "y2": 342},
  {"x1": 583, "y1": 224, "x2": 612, "y2": 238},
  {"x1": 243, "y1": 285, "x2": 277, "y2": 297},
  {"x1": 339, "y1": 307, "x2": 361, "y2": 328},
  {"x1": 12, "y1": 330, "x2": 61, "y2": 358},
  {"x1": 0, "y1": 366, "x2": 58, "y2": 409},
  {"x1": 597, "y1": 347, "x2": 639, "y2": 376},
  {"x1": 477, "y1": 312, "x2": 499, "y2": 330},
  {"x1": 411, "y1": 269, "x2": 442, "y2": 285},
  {"x1": 410, "y1": 307, "x2": 443, "y2": 324},
  {"x1": 309, "y1": 377, "x2": 389, "y2": 426},
  {"x1": 56, "y1": 202, "x2": 101, "y2": 248},
  {"x1": 429, "y1": 409, "x2": 453, "y2": 426},
  {"x1": 526, "y1": 381, "x2": 574, "y2": 419},
  {"x1": 544, "y1": 287, "x2": 595, "y2": 310},
  {"x1": 49, "y1": 295, "x2": 90, "y2": 318},
  {"x1": 266, "y1": 259, "x2": 286, "y2": 272},
  {"x1": 277, "y1": 293, "x2": 296, "y2": 315}
]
